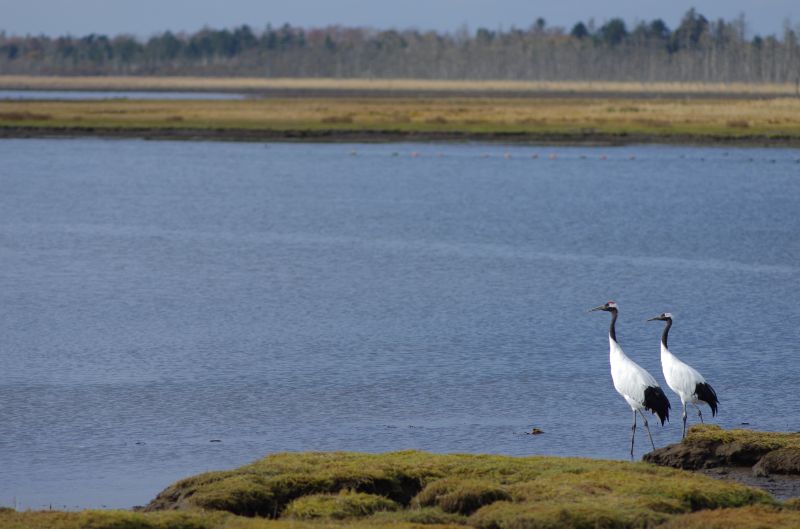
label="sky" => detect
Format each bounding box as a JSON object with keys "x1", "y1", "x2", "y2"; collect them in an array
[{"x1": 0, "y1": 0, "x2": 796, "y2": 38}]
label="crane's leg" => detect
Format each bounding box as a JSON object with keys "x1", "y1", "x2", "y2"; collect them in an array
[
  {"x1": 693, "y1": 403, "x2": 704, "y2": 423},
  {"x1": 682, "y1": 401, "x2": 688, "y2": 439},
  {"x1": 630, "y1": 410, "x2": 637, "y2": 460},
  {"x1": 638, "y1": 409, "x2": 656, "y2": 451}
]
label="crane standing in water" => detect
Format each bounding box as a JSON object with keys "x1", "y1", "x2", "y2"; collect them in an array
[{"x1": 591, "y1": 301, "x2": 671, "y2": 458}]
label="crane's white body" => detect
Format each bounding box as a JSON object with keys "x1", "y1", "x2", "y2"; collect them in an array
[
  {"x1": 660, "y1": 342, "x2": 706, "y2": 406},
  {"x1": 650, "y1": 314, "x2": 718, "y2": 439},
  {"x1": 592, "y1": 302, "x2": 670, "y2": 457},
  {"x1": 610, "y1": 336, "x2": 660, "y2": 411}
]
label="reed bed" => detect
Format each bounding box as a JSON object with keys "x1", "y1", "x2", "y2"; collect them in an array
[{"x1": 3, "y1": 96, "x2": 800, "y2": 141}]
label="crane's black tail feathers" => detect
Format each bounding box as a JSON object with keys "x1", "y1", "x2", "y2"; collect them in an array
[
  {"x1": 695, "y1": 382, "x2": 719, "y2": 417},
  {"x1": 644, "y1": 386, "x2": 671, "y2": 426}
]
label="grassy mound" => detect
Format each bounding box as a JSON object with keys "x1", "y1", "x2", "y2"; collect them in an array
[
  {"x1": 415, "y1": 478, "x2": 512, "y2": 515},
  {"x1": 142, "y1": 450, "x2": 773, "y2": 525},
  {"x1": 686, "y1": 425, "x2": 800, "y2": 451},
  {"x1": 645, "y1": 425, "x2": 800, "y2": 474}
]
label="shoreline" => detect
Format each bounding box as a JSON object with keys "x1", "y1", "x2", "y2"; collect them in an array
[
  {"x1": 4, "y1": 434, "x2": 800, "y2": 529},
  {"x1": 4, "y1": 125, "x2": 800, "y2": 147}
]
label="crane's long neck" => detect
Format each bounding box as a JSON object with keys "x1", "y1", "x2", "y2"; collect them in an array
[
  {"x1": 661, "y1": 318, "x2": 672, "y2": 349},
  {"x1": 608, "y1": 308, "x2": 618, "y2": 343},
  {"x1": 607, "y1": 309, "x2": 627, "y2": 364}
]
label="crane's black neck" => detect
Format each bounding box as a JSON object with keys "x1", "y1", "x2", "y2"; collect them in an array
[
  {"x1": 661, "y1": 318, "x2": 672, "y2": 349},
  {"x1": 608, "y1": 308, "x2": 618, "y2": 342}
]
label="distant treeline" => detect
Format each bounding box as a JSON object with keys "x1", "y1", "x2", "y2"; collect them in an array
[{"x1": 1, "y1": 9, "x2": 799, "y2": 83}]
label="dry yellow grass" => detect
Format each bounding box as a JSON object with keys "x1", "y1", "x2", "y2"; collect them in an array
[
  {"x1": 2, "y1": 96, "x2": 800, "y2": 141},
  {"x1": 2, "y1": 75, "x2": 800, "y2": 96}
]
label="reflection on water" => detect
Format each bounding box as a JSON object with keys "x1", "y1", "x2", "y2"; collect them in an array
[{"x1": 0, "y1": 139, "x2": 799, "y2": 509}]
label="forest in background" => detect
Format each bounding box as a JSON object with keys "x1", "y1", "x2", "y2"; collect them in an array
[{"x1": 1, "y1": 9, "x2": 799, "y2": 83}]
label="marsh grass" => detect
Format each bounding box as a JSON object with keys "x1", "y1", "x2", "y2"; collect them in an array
[
  {"x1": 0, "y1": 111, "x2": 51, "y2": 121},
  {"x1": 4, "y1": 448, "x2": 800, "y2": 529},
  {"x1": 141, "y1": 450, "x2": 775, "y2": 527},
  {"x1": 2, "y1": 97, "x2": 800, "y2": 142},
  {"x1": 660, "y1": 505, "x2": 800, "y2": 529},
  {"x1": 0, "y1": 510, "x2": 228, "y2": 529},
  {"x1": 283, "y1": 491, "x2": 399, "y2": 519},
  {"x1": 415, "y1": 478, "x2": 512, "y2": 515},
  {"x1": 686, "y1": 425, "x2": 800, "y2": 451},
  {"x1": 680, "y1": 425, "x2": 800, "y2": 476}
]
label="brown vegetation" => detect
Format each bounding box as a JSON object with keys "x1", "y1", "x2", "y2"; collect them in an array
[{"x1": 2, "y1": 95, "x2": 800, "y2": 145}]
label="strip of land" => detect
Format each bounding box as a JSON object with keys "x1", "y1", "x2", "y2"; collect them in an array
[
  {"x1": 3, "y1": 427, "x2": 800, "y2": 529},
  {"x1": 2, "y1": 75, "x2": 800, "y2": 98},
  {"x1": 3, "y1": 94, "x2": 800, "y2": 145}
]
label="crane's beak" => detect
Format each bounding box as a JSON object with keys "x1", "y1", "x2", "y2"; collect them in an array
[
  {"x1": 589, "y1": 305, "x2": 606, "y2": 312},
  {"x1": 646, "y1": 315, "x2": 661, "y2": 321}
]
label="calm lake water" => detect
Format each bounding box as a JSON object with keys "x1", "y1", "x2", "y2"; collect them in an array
[
  {"x1": 0, "y1": 90, "x2": 244, "y2": 100},
  {"x1": 1, "y1": 139, "x2": 799, "y2": 509}
]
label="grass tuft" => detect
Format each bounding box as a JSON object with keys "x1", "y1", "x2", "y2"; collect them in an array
[
  {"x1": 370, "y1": 506, "x2": 468, "y2": 525},
  {"x1": 283, "y1": 491, "x2": 399, "y2": 519},
  {"x1": 784, "y1": 498, "x2": 800, "y2": 511},
  {"x1": 661, "y1": 505, "x2": 800, "y2": 529},
  {"x1": 415, "y1": 478, "x2": 512, "y2": 515},
  {"x1": 469, "y1": 499, "x2": 671, "y2": 529}
]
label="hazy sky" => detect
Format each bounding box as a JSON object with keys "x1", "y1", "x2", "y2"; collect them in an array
[{"x1": 0, "y1": 0, "x2": 796, "y2": 38}]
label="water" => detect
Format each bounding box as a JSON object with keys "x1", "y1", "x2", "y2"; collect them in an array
[
  {"x1": 1, "y1": 139, "x2": 799, "y2": 510},
  {"x1": 0, "y1": 90, "x2": 245, "y2": 100}
]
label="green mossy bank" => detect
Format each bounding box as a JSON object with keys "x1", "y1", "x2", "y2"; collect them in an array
[
  {"x1": 5, "y1": 438, "x2": 800, "y2": 529},
  {"x1": 646, "y1": 425, "x2": 800, "y2": 475}
]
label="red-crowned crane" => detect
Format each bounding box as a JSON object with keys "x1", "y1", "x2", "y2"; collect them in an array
[
  {"x1": 647, "y1": 312, "x2": 719, "y2": 439},
  {"x1": 590, "y1": 301, "x2": 671, "y2": 458}
]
